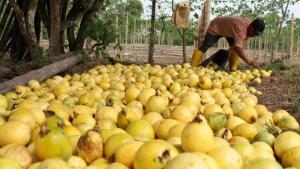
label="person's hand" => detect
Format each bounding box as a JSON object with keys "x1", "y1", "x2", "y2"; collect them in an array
[{"x1": 248, "y1": 60, "x2": 259, "y2": 68}]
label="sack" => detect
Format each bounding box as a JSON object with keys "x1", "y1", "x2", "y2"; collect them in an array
[{"x1": 171, "y1": 2, "x2": 190, "y2": 28}]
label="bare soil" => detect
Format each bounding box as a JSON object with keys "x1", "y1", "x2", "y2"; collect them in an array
[{"x1": 254, "y1": 66, "x2": 300, "y2": 120}]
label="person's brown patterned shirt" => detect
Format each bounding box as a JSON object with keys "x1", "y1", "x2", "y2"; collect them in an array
[{"x1": 208, "y1": 16, "x2": 252, "y2": 48}]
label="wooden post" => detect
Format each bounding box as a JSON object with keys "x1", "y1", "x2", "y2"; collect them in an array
[
  {"x1": 289, "y1": 13, "x2": 295, "y2": 59},
  {"x1": 258, "y1": 37, "x2": 262, "y2": 59},
  {"x1": 247, "y1": 40, "x2": 250, "y2": 51},
  {"x1": 158, "y1": 32, "x2": 161, "y2": 46},
  {"x1": 264, "y1": 28, "x2": 270, "y2": 64},
  {"x1": 252, "y1": 38, "x2": 254, "y2": 55},
  {"x1": 217, "y1": 38, "x2": 222, "y2": 49},
  {"x1": 254, "y1": 38, "x2": 257, "y2": 58},
  {"x1": 222, "y1": 38, "x2": 226, "y2": 49}
]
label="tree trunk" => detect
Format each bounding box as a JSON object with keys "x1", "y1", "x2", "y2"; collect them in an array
[
  {"x1": 289, "y1": 13, "x2": 294, "y2": 59},
  {"x1": 49, "y1": 0, "x2": 62, "y2": 56},
  {"x1": 0, "y1": 0, "x2": 7, "y2": 14},
  {"x1": 297, "y1": 34, "x2": 300, "y2": 57},
  {"x1": 10, "y1": 0, "x2": 28, "y2": 61},
  {"x1": 34, "y1": 10, "x2": 41, "y2": 42},
  {"x1": 148, "y1": 0, "x2": 156, "y2": 65},
  {"x1": 0, "y1": 52, "x2": 82, "y2": 94},
  {"x1": 26, "y1": 0, "x2": 38, "y2": 39},
  {"x1": 73, "y1": 0, "x2": 104, "y2": 50},
  {"x1": 133, "y1": 17, "x2": 136, "y2": 53},
  {"x1": 9, "y1": 0, "x2": 40, "y2": 60},
  {"x1": 0, "y1": 16, "x2": 14, "y2": 52},
  {"x1": 198, "y1": 0, "x2": 211, "y2": 49},
  {"x1": 0, "y1": 1, "x2": 13, "y2": 34},
  {"x1": 264, "y1": 28, "x2": 270, "y2": 64},
  {"x1": 140, "y1": 21, "x2": 143, "y2": 44},
  {"x1": 59, "y1": 0, "x2": 68, "y2": 52},
  {"x1": 11, "y1": 15, "x2": 26, "y2": 62},
  {"x1": 182, "y1": 29, "x2": 187, "y2": 63},
  {"x1": 271, "y1": 0, "x2": 290, "y2": 62},
  {"x1": 176, "y1": 28, "x2": 187, "y2": 63},
  {"x1": 145, "y1": 21, "x2": 148, "y2": 44},
  {"x1": 66, "y1": 0, "x2": 94, "y2": 51},
  {"x1": 281, "y1": 31, "x2": 286, "y2": 60},
  {"x1": 125, "y1": 13, "x2": 128, "y2": 47},
  {"x1": 37, "y1": 0, "x2": 50, "y2": 36},
  {"x1": 0, "y1": 2, "x2": 14, "y2": 52},
  {"x1": 115, "y1": 15, "x2": 120, "y2": 60}
]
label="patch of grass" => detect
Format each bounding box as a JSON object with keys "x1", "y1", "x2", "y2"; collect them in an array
[
  {"x1": 238, "y1": 65, "x2": 253, "y2": 70},
  {"x1": 292, "y1": 97, "x2": 300, "y2": 112},
  {"x1": 291, "y1": 65, "x2": 300, "y2": 76},
  {"x1": 32, "y1": 48, "x2": 48, "y2": 68},
  {"x1": 238, "y1": 61, "x2": 290, "y2": 72},
  {"x1": 264, "y1": 61, "x2": 288, "y2": 73},
  {"x1": 116, "y1": 60, "x2": 136, "y2": 66}
]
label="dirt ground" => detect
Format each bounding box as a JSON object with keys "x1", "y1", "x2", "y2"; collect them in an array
[{"x1": 254, "y1": 66, "x2": 300, "y2": 120}]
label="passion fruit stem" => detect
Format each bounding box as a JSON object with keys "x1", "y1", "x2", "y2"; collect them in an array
[
  {"x1": 40, "y1": 127, "x2": 51, "y2": 137},
  {"x1": 121, "y1": 109, "x2": 127, "y2": 117},
  {"x1": 106, "y1": 99, "x2": 114, "y2": 107},
  {"x1": 44, "y1": 110, "x2": 55, "y2": 117},
  {"x1": 221, "y1": 128, "x2": 229, "y2": 140},
  {"x1": 73, "y1": 112, "x2": 79, "y2": 118},
  {"x1": 250, "y1": 116, "x2": 257, "y2": 123},
  {"x1": 158, "y1": 149, "x2": 171, "y2": 164},
  {"x1": 155, "y1": 89, "x2": 162, "y2": 96},
  {"x1": 91, "y1": 124, "x2": 99, "y2": 132},
  {"x1": 225, "y1": 114, "x2": 231, "y2": 119},
  {"x1": 107, "y1": 155, "x2": 115, "y2": 163},
  {"x1": 57, "y1": 121, "x2": 65, "y2": 128},
  {"x1": 266, "y1": 120, "x2": 281, "y2": 137},
  {"x1": 193, "y1": 113, "x2": 203, "y2": 123}
]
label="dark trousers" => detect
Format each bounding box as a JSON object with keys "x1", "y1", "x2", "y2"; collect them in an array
[
  {"x1": 199, "y1": 33, "x2": 234, "y2": 53},
  {"x1": 200, "y1": 49, "x2": 230, "y2": 70},
  {"x1": 198, "y1": 33, "x2": 234, "y2": 69}
]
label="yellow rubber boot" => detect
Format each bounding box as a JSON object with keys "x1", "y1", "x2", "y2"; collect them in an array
[
  {"x1": 229, "y1": 50, "x2": 240, "y2": 71},
  {"x1": 191, "y1": 49, "x2": 204, "y2": 67}
]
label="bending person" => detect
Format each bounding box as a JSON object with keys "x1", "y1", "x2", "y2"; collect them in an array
[{"x1": 191, "y1": 16, "x2": 265, "y2": 70}]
